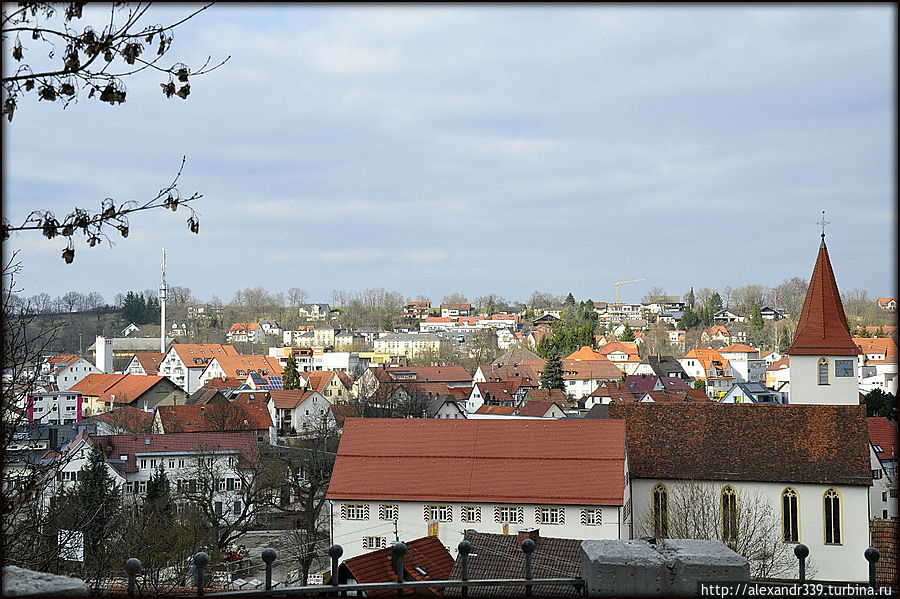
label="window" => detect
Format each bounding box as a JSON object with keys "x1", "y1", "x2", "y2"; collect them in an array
[
  {"x1": 818, "y1": 358, "x2": 829, "y2": 385},
  {"x1": 150, "y1": 459, "x2": 157, "y2": 469},
  {"x1": 168, "y1": 460, "x2": 175, "y2": 469},
  {"x1": 582, "y1": 508, "x2": 602, "y2": 526},
  {"x1": 424, "y1": 504, "x2": 452, "y2": 522},
  {"x1": 461, "y1": 506, "x2": 481, "y2": 523},
  {"x1": 494, "y1": 506, "x2": 522, "y2": 524},
  {"x1": 721, "y1": 486, "x2": 738, "y2": 543},
  {"x1": 140, "y1": 459, "x2": 147, "y2": 470},
  {"x1": 344, "y1": 504, "x2": 369, "y2": 520},
  {"x1": 380, "y1": 504, "x2": 398, "y2": 521},
  {"x1": 233, "y1": 500, "x2": 242, "y2": 515},
  {"x1": 363, "y1": 536, "x2": 387, "y2": 550},
  {"x1": 178, "y1": 459, "x2": 185, "y2": 468},
  {"x1": 218, "y1": 478, "x2": 226, "y2": 491},
  {"x1": 824, "y1": 488, "x2": 841, "y2": 544},
  {"x1": 537, "y1": 506, "x2": 565, "y2": 525},
  {"x1": 215, "y1": 501, "x2": 223, "y2": 517},
  {"x1": 782, "y1": 487, "x2": 799, "y2": 543},
  {"x1": 652, "y1": 483, "x2": 669, "y2": 538},
  {"x1": 873, "y1": 469, "x2": 882, "y2": 480},
  {"x1": 138, "y1": 480, "x2": 147, "y2": 494}
]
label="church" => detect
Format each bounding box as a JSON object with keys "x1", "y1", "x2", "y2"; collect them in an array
[{"x1": 612, "y1": 230, "x2": 875, "y2": 582}]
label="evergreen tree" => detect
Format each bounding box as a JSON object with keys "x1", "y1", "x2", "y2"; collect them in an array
[
  {"x1": 144, "y1": 464, "x2": 174, "y2": 518},
  {"x1": 565, "y1": 293, "x2": 576, "y2": 307},
  {"x1": 748, "y1": 305, "x2": 764, "y2": 331},
  {"x1": 681, "y1": 306, "x2": 701, "y2": 329},
  {"x1": 684, "y1": 287, "x2": 696, "y2": 310},
  {"x1": 283, "y1": 354, "x2": 302, "y2": 389},
  {"x1": 540, "y1": 347, "x2": 565, "y2": 391},
  {"x1": 862, "y1": 389, "x2": 898, "y2": 420},
  {"x1": 857, "y1": 326, "x2": 871, "y2": 338},
  {"x1": 875, "y1": 325, "x2": 885, "y2": 338},
  {"x1": 77, "y1": 442, "x2": 121, "y2": 557},
  {"x1": 619, "y1": 323, "x2": 635, "y2": 342}
]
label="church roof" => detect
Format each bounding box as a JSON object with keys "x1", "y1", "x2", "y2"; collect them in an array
[{"x1": 787, "y1": 239, "x2": 858, "y2": 356}]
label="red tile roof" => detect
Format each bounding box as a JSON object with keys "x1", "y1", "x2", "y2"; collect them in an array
[
  {"x1": 564, "y1": 346, "x2": 606, "y2": 361},
  {"x1": 719, "y1": 344, "x2": 759, "y2": 354},
  {"x1": 475, "y1": 405, "x2": 516, "y2": 415},
  {"x1": 70, "y1": 374, "x2": 170, "y2": 405},
  {"x1": 86, "y1": 431, "x2": 259, "y2": 473},
  {"x1": 170, "y1": 344, "x2": 238, "y2": 366},
  {"x1": 608, "y1": 403, "x2": 871, "y2": 485},
  {"x1": 327, "y1": 419, "x2": 627, "y2": 505},
  {"x1": 524, "y1": 389, "x2": 568, "y2": 404},
  {"x1": 207, "y1": 355, "x2": 284, "y2": 379},
  {"x1": 855, "y1": 338, "x2": 898, "y2": 362},
  {"x1": 515, "y1": 400, "x2": 564, "y2": 417},
  {"x1": 156, "y1": 403, "x2": 273, "y2": 433},
  {"x1": 474, "y1": 382, "x2": 517, "y2": 405},
  {"x1": 561, "y1": 359, "x2": 621, "y2": 380},
  {"x1": 868, "y1": 417, "x2": 898, "y2": 461},
  {"x1": 131, "y1": 352, "x2": 165, "y2": 375},
  {"x1": 340, "y1": 536, "x2": 454, "y2": 598},
  {"x1": 788, "y1": 242, "x2": 858, "y2": 356},
  {"x1": 268, "y1": 389, "x2": 318, "y2": 410}
]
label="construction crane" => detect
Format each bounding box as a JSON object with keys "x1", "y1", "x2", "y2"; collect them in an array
[{"x1": 615, "y1": 278, "x2": 646, "y2": 305}]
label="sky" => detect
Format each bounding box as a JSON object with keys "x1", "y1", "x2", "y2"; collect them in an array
[{"x1": 3, "y1": 4, "x2": 897, "y2": 307}]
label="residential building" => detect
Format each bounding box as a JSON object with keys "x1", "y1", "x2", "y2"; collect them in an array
[
  {"x1": 303, "y1": 370, "x2": 353, "y2": 403},
  {"x1": 403, "y1": 301, "x2": 432, "y2": 319},
  {"x1": 608, "y1": 402, "x2": 873, "y2": 582},
  {"x1": 227, "y1": 322, "x2": 265, "y2": 344},
  {"x1": 759, "y1": 306, "x2": 787, "y2": 320},
  {"x1": 719, "y1": 382, "x2": 786, "y2": 404},
  {"x1": 268, "y1": 389, "x2": 333, "y2": 435},
  {"x1": 440, "y1": 303, "x2": 472, "y2": 318},
  {"x1": 69, "y1": 373, "x2": 184, "y2": 416},
  {"x1": 125, "y1": 352, "x2": 165, "y2": 376},
  {"x1": 713, "y1": 309, "x2": 744, "y2": 324},
  {"x1": 464, "y1": 382, "x2": 519, "y2": 413},
  {"x1": 515, "y1": 400, "x2": 566, "y2": 418},
  {"x1": 632, "y1": 356, "x2": 690, "y2": 380},
  {"x1": 877, "y1": 298, "x2": 897, "y2": 312},
  {"x1": 25, "y1": 390, "x2": 83, "y2": 425},
  {"x1": 84, "y1": 406, "x2": 154, "y2": 435},
  {"x1": 337, "y1": 536, "x2": 453, "y2": 591},
  {"x1": 868, "y1": 417, "x2": 898, "y2": 520},
  {"x1": 596, "y1": 342, "x2": 641, "y2": 376},
  {"x1": 719, "y1": 344, "x2": 766, "y2": 384},
  {"x1": 38, "y1": 355, "x2": 102, "y2": 392},
  {"x1": 197, "y1": 354, "x2": 284, "y2": 387},
  {"x1": 327, "y1": 418, "x2": 629, "y2": 561},
  {"x1": 151, "y1": 402, "x2": 275, "y2": 443},
  {"x1": 678, "y1": 349, "x2": 734, "y2": 399},
  {"x1": 157, "y1": 344, "x2": 239, "y2": 394},
  {"x1": 297, "y1": 303, "x2": 331, "y2": 320},
  {"x1": 373, "y1": 333, "x2": 449, "y2": 360},
  {"x1": 561, "y1": 358, "x2": 622, "y2": 401}
]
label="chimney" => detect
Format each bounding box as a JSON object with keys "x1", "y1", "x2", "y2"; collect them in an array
[{"x1": 518, "y1": 528, "x2": 540, "y2": 547}]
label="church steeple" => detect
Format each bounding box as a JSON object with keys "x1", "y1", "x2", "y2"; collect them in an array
[{"x1": 787, "y1": 228, "x2": 857, "y2": 356}]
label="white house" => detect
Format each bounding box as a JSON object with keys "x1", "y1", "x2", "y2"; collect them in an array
[
  {"x1": 25, "y1": 390, "x2": 83, "y2": 425},
  {"x1": 268, "y1": 389, "x2": 333, "y2": 434},
  {"x1": 373, "y1": 333, "x2": 449, "y2": 360},
  {"x1": 39, "y1": 355, "x2": 102, "y2": 392},
  {"x1": 327, "y1": 418, "x2": 629, "y2": 561},
  {"x1": 719, "y1": 344, "x2": 766, "y2": 384},
  {"x1": 610, "y1": 402, "x2": 874, "y2": 582},
  {"x1": 156, "y1": 344, "x2": 238, "y2": 394}
]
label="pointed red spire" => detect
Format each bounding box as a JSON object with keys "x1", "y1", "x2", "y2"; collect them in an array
[{"x1": 787, "y1": 239, "x2": 858, "y2": 356}]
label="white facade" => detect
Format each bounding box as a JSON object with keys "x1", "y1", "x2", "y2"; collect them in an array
[
  {"x1": 630, "y1": 478, "x2": 871, "y2": 582},
  {"x1": 329, "y1": 499, "x2": 624, "y2": 562},
  {"x1": 27, "y1": 391, "x2": 83, "y2": 425},
  {"x1": 312, "y1": 352, "x2": 359, "y2": 374},
  {"x1": 373, "y1": 334, "x2": 448, "y2": 359},
  {"x1": 870, "y1": 444, "x2": 898, "y2": 520},
  {"x1": 788, "y1": 354, "x2": 859, "y2": 405},
  {"x1": 157, "y1": 349, "x2": 206, "y2": 394},
  {"x1": 43, "y1": 357, "x2": 102, "y2": 392}
]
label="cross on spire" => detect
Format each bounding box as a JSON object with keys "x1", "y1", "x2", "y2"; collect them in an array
[{"x1": 818, "y1": 210, "x2": 830, "y2": 247}]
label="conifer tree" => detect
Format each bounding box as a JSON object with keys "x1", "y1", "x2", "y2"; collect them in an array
[
  {"x1": 76, "y1": 442, "x2": 120, "y2": 557},
  {"x1": 619, "y1": 323, "x2": 635, "y2": 342},
  {"x1": 144, "y1": 464, "x2": 174, "y2": 522},
  {"x1": 540, "y1": 347, "x2": 565, "y2": 391},
  {"x1": 283, "y1": 354, "x2": 302, "y2": 389},
  {"x1": 778, "y1": 326, "x2": 791, "y2": 353},
  {"x1": 748, "y1": 305, "x2": 764, "y2": 331}
]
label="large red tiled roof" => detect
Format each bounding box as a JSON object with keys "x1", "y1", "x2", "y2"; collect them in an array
[
  {"x1": 788, "y1": 242, "x2": 858, "y2": 356},
  {"x1": 340, "y1": 536, "x2": 454, "y2": 598},
  {"x1": 855, "y1": 338, "x2": 898, "y2": 361},
  {"x1": 475, "y1": 405, "x2": 516, "y2": 415},
  {"x1": 608, "y1": 403, "x2": 871, "y2": 485},
  {"x1": 156, "y1": 403, "x2": 273, "y2": 433},
  {"x1": 384, "y1": 366, "x2": 473, "y2": 384},
  {"x1": 70, "y1": 374, "x2": 169, "y2": 405},
  {"x1": 868, "y1": 417, "x2": 898, "y2": 461},
  {"x1": 170, "y1": 344, "x2": 238, "y2": 366},
  {"x1": 131, "y1": 352, "x2": 165, "y2": 375},
  {"x1": 561, "y1": 359, "x2": 621, "y2": 380},
  {"x1": 516, "y1": 400, "x2": 564, "y2": 417},
  {"x1": 207, "y1": 355, "x2": 284, "y2": 379},
  {"x1": 86, "y1": 431, "x2": 259, "y2": 473},
  {"x1": 474, "y1": 382, "x2": 517, "y2": 404},
  {"x1": 268, "y1": 389, "x2": 317, "y2": 409},
  {"x1": 327, "y1": 419, "x2": 626, "y2": 505}
]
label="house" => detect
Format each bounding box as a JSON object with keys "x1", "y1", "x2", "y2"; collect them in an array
[
  {"x1": 227, "y1": 322, "x2": 265, "y2": 344},
  {"x1": 125, "y1": 352, "x2": 165, "y2": 376},
  {"x1": 297, "y1": 303, "x2": 331, "y2": 320},
  {"x1": 623, "y1": 375, "x2": 693, "y2": 399},
  {"x1": 532, "y1": 314, "x2": 559, "y2": 328},
  {"x1": 268, "y1": 389, "x2": 333, "y2": 435},
  {"x1": 632, "y1": 356, "x2": 690, "y2": 380},
  {"x1": 186, "y1": 385, "x2": 231, "y2": 405},
  {"x1": 197, "y1": 354, "x2": 284, "y2": 387},
  {"x1": 855, "y1": 338, "x2": 898, "y2": 394},
  {"x1": 867, "y1": 417, "x2": 898, "y2": 520},
  {"x1": 719, "y1": 344, "x2": 766, "y2": 384},
  {"x1": 474, "y1": 363, "x2": 541, "y2": 385},
  {"x1": 608, "y1": 402, "x2": 873, "y2": 582},
  {"x1": 877, "y1": 298, "x2": 897, "y2": 312},
  {"x1": 373, "y1": 333, "x2": 449, "y2": 360},
  {"x1": 38, "y1": 355, "x2": 102, "y2": 392},
  {"x1": 355, "y1": 366, "x2": 473, "y2": 402},
  {"x1": 50, "y1": 432, "x2": 261, "y2": 521},
  {"x1": 761, "y1": 351, "x2": 783, "y2": 367},
  {"x1": 403, "y1": 301, "x2": 432, "y2": 319},
  {"x1": 678, "y1": 349, "x2": 733, "y2": 399},
  {"x1": 712, "y1": 308, "x2": 744, "y2": 324},
  {"x1": 719, "y1": 382, "x2": 786, "y2": 404},
  {"x1": 152, "y1": 402, "x2": 274, "y2": 443},
  {"x1": 156, "y1": 344, "x2": 239, "y2": 394},
  {"x1": 471, "y1": 405, "x2": 518, "y2": 417},
  {"x1": 491, "y1": 347, "x2": 544, "y2": 369},
  {"x1": 259, "y1": 320, "x2": 282, "y2": 337},
  {"x1": 561, "y1": 358, "x2": 622, "y2": 401},
  {"x1": 637, "y1": 388, "x2": 711, "y2": 403},
  {"x1": 464, "y1": 382, "x2": 519, "y2": 412},
  {"x1": 766, "y1": 356, "x2": 791, "y2": 396},
  {"x1": 440, "y1": 303, "x2": 472, "y2": 318},
  {"x1": 69, "y1": 373, "x2": 184, "y2": 416},
  {"x1": 787, "y1": 236, "x2": 862, "y2": 405},
  {"x1": 523, "y1": 388, "x2": 569, "y2": 406},
  {"x1": 84, "y1": 406, "x2": 154, "y2": 435},
  {"x1": 327, "y1": 418, "x2": 629, "y2": 561},
  {"x1": 759, "y1": 306, "x2": 786, "y2": 320},
  {"x1": 337, "y1": 535, "x2": 454, "y2": 596},
  {"x1": 584, "y1": 381, "x2": 636, "y2": 409},
  {"x1": 515, "y1": 400, "x2": 566, "y2": 418},
  {"x1": 425, "y1": 396, "x2": 468, "y2": 420},
  {"x1": 24, "y1": 390, "x2": 83, "y2": 425},
  {"x1": 303, "y1": 370, "x2": 353, "y2": 403},
  {"x1": 444, "y1": 530, "x2": 581, "y2": 598},
  {"x1": 121, "y1": 323, "x2": 140, "y2": 337}
]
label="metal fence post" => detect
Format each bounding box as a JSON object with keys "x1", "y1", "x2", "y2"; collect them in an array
[
  {"x1": 262, "y1": 548, "x2": 277, "y2": 591},
  {"x1": 194, "y1": 551, "x2": 210, "y2": 596},
  {"x1": 458, "y1": 540, "x2": 472, "y2": 598},
  {"x1": 329, "y1": 544, "x2": 343, "y2": 588},
  {"x1": 522, "y1": 538, "x2": 536, "y2": 598},
  {"x1": 124, "y1": 558, "x2": 141, "y2": 597},
  {"x1": 794, "y1": 544, "x2": 808, "y2": 583},
  {"x1": 865, "y1": 547, "x2": 880, "y2": 589},
  {"x1": 393, "y1": 542, "x2": 407, "y2": 597}
]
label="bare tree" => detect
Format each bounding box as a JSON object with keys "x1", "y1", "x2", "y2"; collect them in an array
[
  {"x1": 641, "y1": 287, "x2": 667, "y2": 305},
  {"x1": 288, "y1": 288, "x2": 309, "y2": 308},
  {"x1": 442, "y1": 292, "x2": 469, "y2": 305},
  {"x1": 635, "y1": 481, "x2": 812, "y2": 580}
]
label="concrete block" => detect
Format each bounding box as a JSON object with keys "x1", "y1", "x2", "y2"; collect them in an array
[
  {"x1": 1, "y1": 565, "x2": 89, "y2": 597},
  {"x1": 658, "y1": 539, "x2": 750, "y2": 596},
  {"x1": 580, "y1": 539, "x2": 668, "y2": 597}
]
